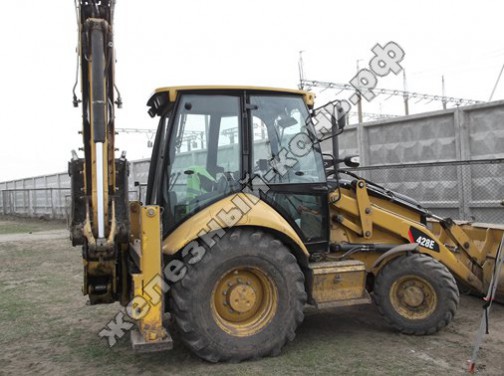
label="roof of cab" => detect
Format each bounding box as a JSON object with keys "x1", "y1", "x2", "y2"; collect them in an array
[{"x1": 151, "y1": 85, "x2": 315, "y2": 108}]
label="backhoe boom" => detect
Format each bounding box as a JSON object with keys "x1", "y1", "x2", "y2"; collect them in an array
[{"x1": 69, "y1": 0, "x2": 129, "y2": 304}]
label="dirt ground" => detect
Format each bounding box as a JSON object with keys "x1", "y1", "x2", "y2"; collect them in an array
[{"x1": 0, "y1": 216, "x2": 503, "y2": 376}]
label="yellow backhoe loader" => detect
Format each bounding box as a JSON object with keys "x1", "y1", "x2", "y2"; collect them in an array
[{"x1": 69, "y1": 0, "x2": 504, "y2": 362}]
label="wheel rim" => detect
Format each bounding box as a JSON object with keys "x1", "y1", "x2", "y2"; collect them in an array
[
  {"x1": 211, "y1": 267, "x2": 278, "y2": 337},
  {"x1": 389, "y1": 275, "x2": 437, "y2": 320}
]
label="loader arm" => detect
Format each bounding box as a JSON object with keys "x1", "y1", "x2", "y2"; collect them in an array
[{"x1": 330, "y1": 178, "x2": 504, "y2": 301}]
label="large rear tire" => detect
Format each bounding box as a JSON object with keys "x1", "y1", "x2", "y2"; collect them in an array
[
  {"x1": 373, "y1": 253, "x2": 459, "y2": 335},
  {"x1": 169, "y1": 228, "x2": 306, "y2": 362}
]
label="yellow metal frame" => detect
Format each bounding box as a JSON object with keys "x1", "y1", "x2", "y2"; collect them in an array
[
  {"x1": 153, "y1": 85, "x2": 315, "y2": 108},
  {"x1": 355, "y1": 180, "x2": 373, "y2": 239},
  {"x1": 330, "y1": 189, "x2": 485, "y2": 292}
]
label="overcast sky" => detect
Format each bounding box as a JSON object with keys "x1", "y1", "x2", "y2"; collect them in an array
[{"x1": 1, "y1": 0, "x2": 503, "y2": 181}]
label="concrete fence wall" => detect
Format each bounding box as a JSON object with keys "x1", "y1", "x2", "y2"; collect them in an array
[
  {"x1": 2, "y1": 100, "x2": 504, "y2": 222},
  {"x1": 332, "y1": 100, "x2": 504, "y2": 164},
  {"x1": 322, "y1": 100, "x2": 504, "y2": 223}
]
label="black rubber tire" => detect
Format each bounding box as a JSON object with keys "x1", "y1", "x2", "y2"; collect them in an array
[
  {"x1": 169, "y1": 228, "x2": 306, "y2": 362},
  {"x1": 373, "y1": 253, "x2": 459, "y2": 335}
]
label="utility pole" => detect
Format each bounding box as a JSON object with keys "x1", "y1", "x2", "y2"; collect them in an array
[
  {"x1": 489, "y1": 62, "x2": 504, "y2": 101},
  {"x1": 442, "y1": 75, "x2": 447, "y2": 110},
  {"x1": 403, "y1": 70, "x2": 409, "y2": 115},
  {"x1": 356, "y1": 59, "x2": 363, "y2": 123},
  {"x1": 298, "y1": 51, "x2": 305, "y2": 90}
]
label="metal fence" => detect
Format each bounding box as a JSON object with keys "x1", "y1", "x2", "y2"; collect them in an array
[{"x1": 2, "y1": 159, "x2": 502, "y2": 224}]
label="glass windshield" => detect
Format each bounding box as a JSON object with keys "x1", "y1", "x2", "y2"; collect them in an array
[{"x1": 250, "y1": 95, "x2": 325, "y2": 184}]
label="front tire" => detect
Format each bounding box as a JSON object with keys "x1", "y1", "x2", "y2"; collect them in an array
[
  {"x1": 373, "y1": 253, "x2": 459, "y2": 335},
  {"x1": 169, "y1": 228, "x2": 306, "y2": 362}
]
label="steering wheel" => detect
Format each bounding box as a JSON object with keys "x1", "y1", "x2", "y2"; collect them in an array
[{"x1": 213, "y1": 175, "x2": 229, "y2": 193}]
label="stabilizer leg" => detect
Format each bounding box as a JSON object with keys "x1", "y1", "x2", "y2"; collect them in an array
[{"x1": 129, "y1": 202, "x2": 172, "y2": 352}]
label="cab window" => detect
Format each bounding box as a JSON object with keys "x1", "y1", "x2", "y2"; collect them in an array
[{"x1": 162, "y1": 94, "x2": 241, "y2": 232}]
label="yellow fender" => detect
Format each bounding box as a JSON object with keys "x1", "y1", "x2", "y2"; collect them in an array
[{"x1": 162, "y1": 193, "x2": 309, "y2": 260}]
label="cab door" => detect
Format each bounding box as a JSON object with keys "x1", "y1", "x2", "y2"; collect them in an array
[
  {"x1": 246, "y1": 93, "x2": 329, "y2": 253},
  {"x1": 160, "y1": 93, "x2": 242, "y2": 234}
]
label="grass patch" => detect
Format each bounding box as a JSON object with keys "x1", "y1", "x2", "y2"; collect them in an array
[
  {"x1": 1, "y1": 219, "x2": 504, "y2": 375},
  {"x1": 0, "y1": 222, "x2": 40, "y2": 234},
  {"x1": 0, "y1": 216, "x2": 65, "y2": 235}
]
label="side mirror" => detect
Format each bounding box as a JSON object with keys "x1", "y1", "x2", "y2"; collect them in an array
[
  {"x1": 257, "y1": 159, "x2": 268, "y2": 171},
  {"x1": 337, "y1": 105, "x2": 346, "y2": 130},
  {"x1": 343, "y1": 155, "x2": 360, "y2": 168},
  {"x1": 322, "y1": 153, "x2": 335, "y2": 168},
  {"x1": 329, "y1": 103, "x2": 347, "y2": 131}
]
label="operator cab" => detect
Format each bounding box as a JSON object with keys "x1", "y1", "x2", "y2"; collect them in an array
[{"x1": 146, "y1": 86, "x2": 329, "y2": 253}]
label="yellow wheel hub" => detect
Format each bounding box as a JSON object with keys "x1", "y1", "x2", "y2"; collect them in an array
[
  {"x1": 228, "y1": 284, "x2": 257, "y2": 313},
  {"x1": 211, "y1": 267, "x2": 278, "y2": 337},
  {"x1": 402, "y1": 285, "x2": 424, "y2": 307},
  {"x1": 390, "y1": 275, "x2": 437, "y2": 320}
]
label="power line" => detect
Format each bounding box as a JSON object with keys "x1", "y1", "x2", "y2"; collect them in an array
[
  {"x1": 115, "y1": 128, "x2": 156, "y2": 148},
  {"x1": 301, "y1": 79, "x2": 483, "y2": 107},
  {"x1": 348, "y1": 112, "x2": 398, "y2": 121},
  {"x1": 116, "y1": 128, "x2": 156, "y2": 135}
]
